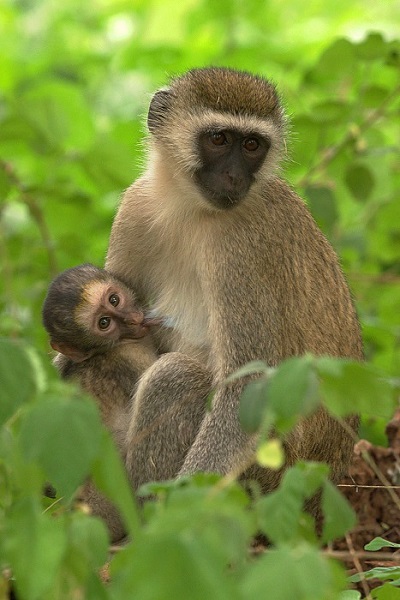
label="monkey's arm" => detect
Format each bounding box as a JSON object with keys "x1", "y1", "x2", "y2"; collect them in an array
[{"x1": 125, "y1": 353, "x2": 212, "y2": 490}]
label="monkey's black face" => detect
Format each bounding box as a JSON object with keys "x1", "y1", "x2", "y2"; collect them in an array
[{"x1": 195, "y1": 129, "x2": 270, "y2": 210}]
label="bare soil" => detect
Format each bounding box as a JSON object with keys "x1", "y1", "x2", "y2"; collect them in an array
[{"x1": 333, "y1": 410, "x2": 400, "y2": 594}]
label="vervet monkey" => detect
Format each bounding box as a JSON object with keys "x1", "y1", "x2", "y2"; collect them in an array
[
  {"x1": 42, "y1": 263, "x2": 157, "y2": 540},
  {"x1": 106, "y1": 67, "x2": 363, "y2": 499}
]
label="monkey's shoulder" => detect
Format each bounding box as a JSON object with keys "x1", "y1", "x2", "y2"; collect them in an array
[{"x1": 259, "y1": 177, "x2": 337, "y2": 249}]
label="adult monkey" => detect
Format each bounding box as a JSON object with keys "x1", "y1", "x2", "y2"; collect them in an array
[{"x1": 106, "y1": 67, "x2": 363, "y2": 494}]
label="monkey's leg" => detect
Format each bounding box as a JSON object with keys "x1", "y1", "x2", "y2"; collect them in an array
[
  {"x1": 125, "y1": 352, "x2": 212, "y2": 491},
  {"x1": 78, "y1": 480, "x2": 126, "y2": 542}
]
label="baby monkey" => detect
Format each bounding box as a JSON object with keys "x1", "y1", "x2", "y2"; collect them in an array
[
  {"x1": 42, "y1": 263, "x2": 159, "y2": 540},
  {"x1": 42, "y1": 263, "x2": 158, "y2": 446}
]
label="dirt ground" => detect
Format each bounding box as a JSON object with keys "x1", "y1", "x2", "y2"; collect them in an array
[{"x1": 333, "y1": 410, "x2": 400, "y2": 594}]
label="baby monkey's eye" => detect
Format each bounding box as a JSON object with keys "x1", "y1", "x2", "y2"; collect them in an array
[
  {"x1": 109, "y1": 293, "x2": 120, "y2": 307},
  {"x1": 98, "y1": 316, "x2": 111, "y2": 330}
]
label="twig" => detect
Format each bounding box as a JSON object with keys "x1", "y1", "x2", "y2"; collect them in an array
[
  {"x1": 297, "y1": 83, "x2": 400, "y2": 189},
  {"x1": 345, "y1": 533, "x2": 372, "y2": 599},
  {"x1": 324, "y1": 549, "x2": 400, "y2": 562},
  {"x1": 338, "y1": 484, "x2": 400, "y2": 490},
  {"x1": 359, "y1": 449, "x2": 400, "y2": 511}
]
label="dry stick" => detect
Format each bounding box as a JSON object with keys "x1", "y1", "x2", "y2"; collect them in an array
[
  {"x1": 0, "y1": 159, "x2": 58, "y2": 278},
  {"x1": 346, "y1": 532, "x2": 373, "y2": 600},
  {"x1": 335, "y1": 415, "x2": 400, "y2": 510},
  {"x1": 359, "y1": 448, "x2": 400, "y2": 511},
  {"x1": 339, "y1": 484, "x2": 400, "y2": 490},
  {"x1": 297, "y1": 82, "x2": 400, "y2": 189},
  {"x1": 324, "y1": 549, "x2": 400, "y2": 562}
]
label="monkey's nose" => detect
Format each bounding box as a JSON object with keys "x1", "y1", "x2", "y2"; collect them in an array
[{"x1": 124, "y1": 311, "x2": 144, "y2": 325}]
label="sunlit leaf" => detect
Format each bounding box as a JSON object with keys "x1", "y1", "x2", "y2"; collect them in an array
[{"x1": 256, "y1": 439, "x2": 284, "y2": 469}]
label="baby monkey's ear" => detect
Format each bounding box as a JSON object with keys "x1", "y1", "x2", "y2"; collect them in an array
[{"x1": 50, "y1": 340, "x2": 93, "y2": 363}]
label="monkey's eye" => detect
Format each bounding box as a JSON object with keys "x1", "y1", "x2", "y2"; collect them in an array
[
  {"x1": 109, "y1": 293, "x2": 120, "y2": 307},
  {"x1": 210, "y1": 132, "x2": 227, "y2": 146},
  {"x1": 98, "y1": 316, "x2": 111, "y2": 330},
  {"x1": 243, "y1": 137, "x2": 259, "y2": 152}
]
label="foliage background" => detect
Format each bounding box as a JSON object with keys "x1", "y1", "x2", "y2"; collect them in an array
[
  {"x1": 2, "y1": 0, "x2": 399, "y2": 438},
  {"x1": 0, "y1": 1, "x2": 400, "y2": 598},
  {"x1": 1, "y1": 1, "x2": 399, "y2": 356}
]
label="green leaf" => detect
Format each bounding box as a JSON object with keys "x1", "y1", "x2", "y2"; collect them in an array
[
  {"x1": 356, "y1": 32, "x2": 386, "y2": 60},
  {"x1": 372, "y1": 583, "x2": 400, "y2": 598},
  {"x1": 91, "y1": 430, "x2": 141, "y2": 539},
  {"x1": 241, "y1": 543, "x2": 346, "y2": 599},
  {"x1": 256, "y1": 463, "x2": 328, "y2": 544},
  {"x1": 239, "y1": 377, "x2": 270, "y2": 433},
  {"x1": 19, "y1": 396, "x2": 102, "y2": 497},
  {"x1": 306, "y1": 186, "x2": 339, "y2": 236},
  {"x1": 268, "y1": 356, "x2": 320, "y2": 433},
  {"x1": 0, "y1": 167, "x2": 12, "y2": 198},
  {"x1": 4, "y1": 496, "x2": 66, "y2": 600},
  {"x1": 257, "y1": 486, "x2": 304, "y2": 545},
  {"x1": 110, "y1": 533, "x2": 240, "y2": 600},
  {"x1": 365, "y1": 537, "x2": 400, "y2": 551},
  {"x1": 362, "y1": 86, "x2": 390, "y2": 108},
  {"x1": 317, "y1": 359, "x2": 395, "y2": 418},
  {"x1": 19, "y1": 81, "x2": 95, "y2": 151},
  {"x1": 67, "y1": 512, "x2": 109, "y2": 574},
  {"x1": 350, "y1": 566, "x2": 400, "y2": 583},
  {"x1": 0, "y1": 338, "x2": 41, "y2": 426},
  {"x1": 344, "y1": 163, "x2": 375, "y2": 201},
  {"x1": 338, "y1": 592, "x2": 362, "y2": 600},
  {"x1": 311, "y1": 100, "x2": 349, "y2": 124},
  {"x1": 313, "y1": 38, "x2": 356, "y2": 81},
  {"x1": 82, "y1": 135, "x2": 136, "y2": 191},
  {"x1": 321, "y1": 481, "x2": 356, "y2": 543}
]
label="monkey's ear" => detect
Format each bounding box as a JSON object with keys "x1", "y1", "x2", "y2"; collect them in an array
[
  {"x1": 50, "y1": 340, "x2": 91, "y2": 363},
  {"x1": 147, "y1": 88, "x2": 173, "y2": 133}
]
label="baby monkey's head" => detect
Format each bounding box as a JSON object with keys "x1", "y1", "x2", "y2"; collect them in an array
[{"x1": 42, "y1": 264, "x2": 153, "y2": 363}]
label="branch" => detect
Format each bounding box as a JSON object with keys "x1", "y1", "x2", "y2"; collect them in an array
[{"x1": 297, "y1": 83, "x2": 400, "y2": 189}]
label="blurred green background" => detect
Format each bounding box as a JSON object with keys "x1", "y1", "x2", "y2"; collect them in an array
[{"x1": 1, "y1": 0, "x2": 399, "y2": 440}]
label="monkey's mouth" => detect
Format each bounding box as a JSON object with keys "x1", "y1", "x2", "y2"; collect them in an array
[
  {"x1": 196, "y1": 178, "x2": 251, "y2": 211},
  {"x1": 125, "y1": 316, "x2": 162, "y2": 340},
  {"x1": 125, "y1": 324, "x2": 149, "y2": 339},
  {"x1": 201, "y1": 188, "x2": 247, "y2": 210}
]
